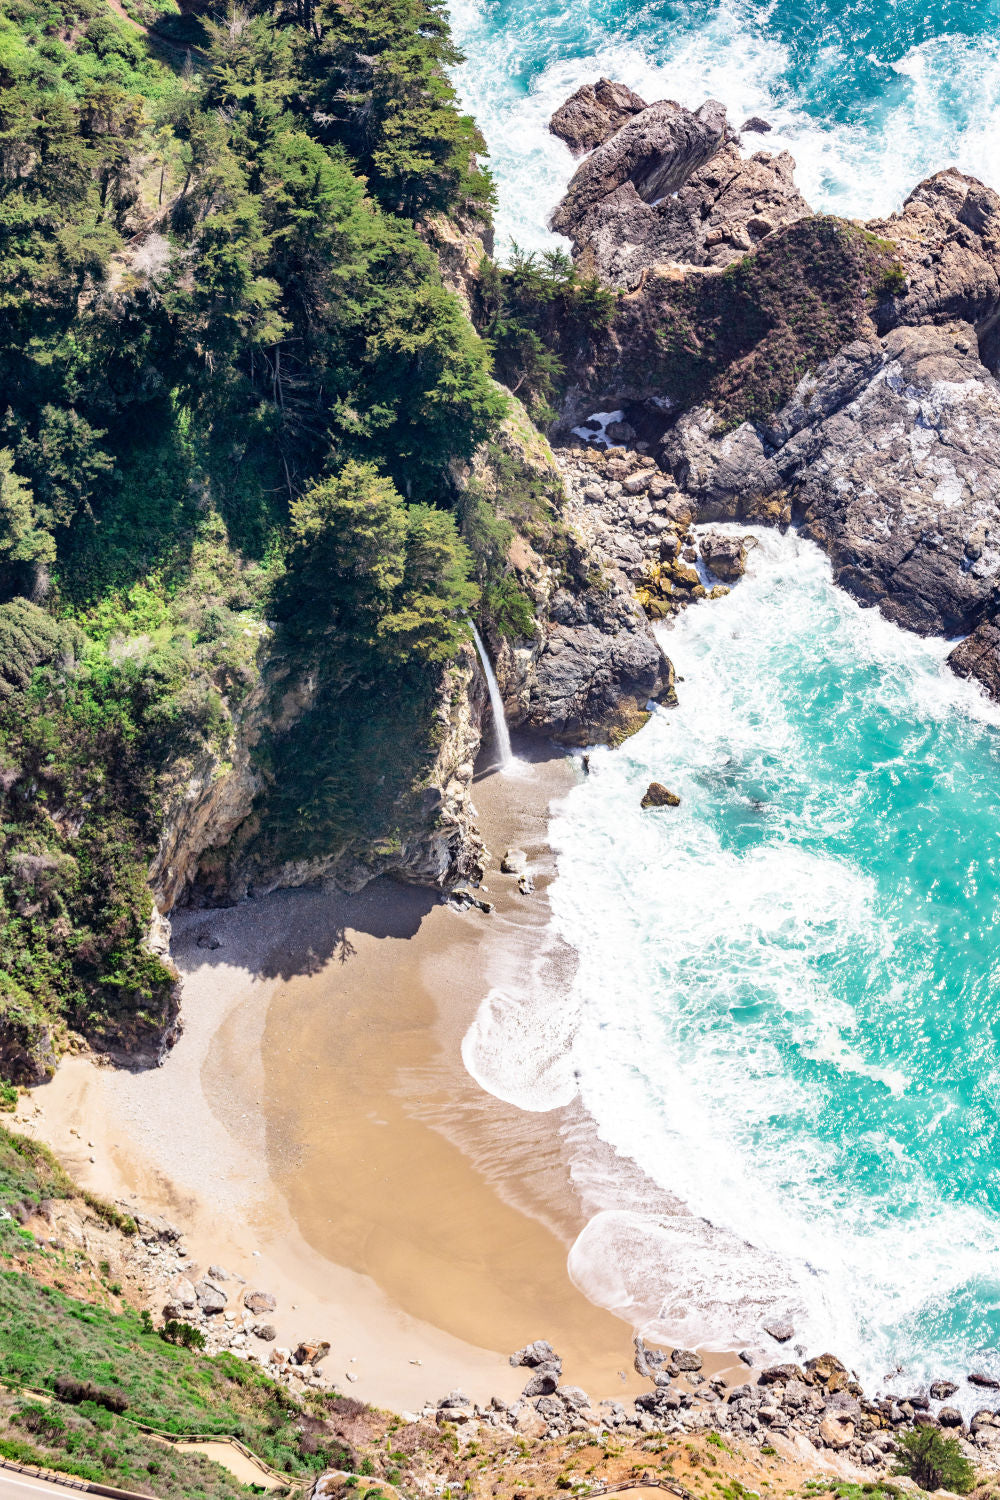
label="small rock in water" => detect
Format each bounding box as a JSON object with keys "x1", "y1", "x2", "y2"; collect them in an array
[
  {"x1": 641, "y1": 782, "x2": 680, "y2": 809},
  {"x1": 738, "y1": 1349, "x2": 754, "y2": 1366},
  {"x1": 501, "y1": 848, "x2": 528, "y2": 875},
  {"x1": 931, "y1": 1379, "x2": 959, "y2": 1400},
  {"x1": 741, "y1": 115, "x2": 773, "y2": 133},
  {"x1": 969, "y1": 1371, "x2": 1000, "y2": 1388},
  {"x1": 764, "y1": 1320, "x2": 795, "y2": 1343}
]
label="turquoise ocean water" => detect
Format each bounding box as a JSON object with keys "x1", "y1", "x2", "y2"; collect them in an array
[
  {"x1": 464, "y1": 532, "x2": 1000, "y2": 1395},
  {"x1": 451, "y1": 0, "x2": 1000, "y2": 1389},
  {"x1": 449, "y1": 0, "x2": 1000, "y2": 250}
]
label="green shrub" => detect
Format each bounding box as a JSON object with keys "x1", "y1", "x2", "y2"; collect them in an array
[
  {"x1": 894, "y1": 1428, "x2": 975, "y2": 1493},
  {"x1": 160, "y1": 1319, "x2": 206, "y2": 1351}
]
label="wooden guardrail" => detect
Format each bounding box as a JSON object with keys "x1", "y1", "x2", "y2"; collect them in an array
[
  {"x1": 587, "y1": 1479, "x2": 696, "y2": 1498},
  {"x1": 0, "y1": 1453, "x2": 157, "y2": 1498}
]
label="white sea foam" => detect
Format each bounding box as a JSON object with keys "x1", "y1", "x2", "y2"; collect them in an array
[
  {"x1": 462, "y1": 528, "x2": 1000, "y2": 1399},
  {"x1": 448, "y1": 0, "x2": 1000, "y2": 253}
]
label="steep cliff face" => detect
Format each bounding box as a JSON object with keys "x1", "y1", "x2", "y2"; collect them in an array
[
  {"x1": 454, "y1": 396, "x2": 674, "y2": 748},
  {"x1": 149, "y1": 672, "x2": 270, "y2": 915},
  {"x1": 150, "y1": 644, "x2": 488, "y2": 917}
]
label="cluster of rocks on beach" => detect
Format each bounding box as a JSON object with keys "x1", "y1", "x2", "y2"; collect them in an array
[
  {"x1": 86, "y1": 1207, "x2": 338, "y2": 1393},
  {"x1": 424, "y1": 1336, "x2": 1000, "y2": 1479}
]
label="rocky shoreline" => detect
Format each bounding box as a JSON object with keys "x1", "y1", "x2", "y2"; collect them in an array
[
  {"x1": 539, "y1": 82, "x2": 1000, "y2": 711},
  {"x1": 420, "y1": 1333, "x2": 1000, "y2": 1477},
  {"x1": 17, "y1": 1155, "x2": 1000, "y2": 1493}
]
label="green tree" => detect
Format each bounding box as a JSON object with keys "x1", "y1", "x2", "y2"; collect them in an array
[
  {"x1": 0, "y1": 451, "x2": 54, "y2": 578},
  {"x1": 894, "y1": 1428, "x2": 975, "y2": 1493},
  {"x1": 359, "y1": 280, "x2": 506, "y2": 494},
  {"x1": 302, "y1": 0, "x2": 494, "y2": 220},
  {"x1": 474, "y1": 246, "x2": 616, "y2": 424}
]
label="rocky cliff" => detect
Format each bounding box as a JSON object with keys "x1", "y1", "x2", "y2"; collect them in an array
[
  {"x1": 452, "y1": 396, "x2": 673, "y2": 747},
  {"x1": 546, "y1": 85, "x2": 1000, "y2": 698},
  {"x1": 147, "y1": 396, "x2": 673, "y2": 933}
]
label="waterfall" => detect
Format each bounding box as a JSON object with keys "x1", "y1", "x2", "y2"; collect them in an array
[{"x1": 470, "y1": 623, "x2": 513, "y2": 770}]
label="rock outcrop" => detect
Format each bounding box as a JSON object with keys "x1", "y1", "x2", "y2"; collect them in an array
[
  {"x1": 549, "y1": 93, "x2": 809, "y2": 287},
  {"x1": 663, "y1": 322, "x2": 1000, "y2": 636},
  {"x1": 949, "y1": 620, "x2": 1000, "y2": 699},
  {"x1": 454, "y1": 397, "x2": 675, "y2": 747},
  {"x1": 549, "y1": 79, "x2": 649, "y2": 154},
  {"x1": 869, "y1": 171, "x2": 1000, "y2": 367}
]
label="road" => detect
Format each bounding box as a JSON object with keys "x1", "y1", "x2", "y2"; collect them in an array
[{"x1": 0, "y1": 1473, "x2": 90, "y2": 1498}]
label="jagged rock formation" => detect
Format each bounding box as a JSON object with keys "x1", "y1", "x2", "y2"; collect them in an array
[
  {"x1": 663, "y1": 322, "x2": 1000, "y2": 636},
  {"x1": 549, "y1": 79, "x2": 649, "y2": 154},
  {"x1": 548, "y1": 83, "x2": 1000, "y2": 701},
  {"x1": 869, "y1": 171, "x2": 1000, "y2": 366},
  {"x1": 453, "y1": 399, "x2": 674, "y2": 747},
  {"x1": 549, "y1": 93, "x2": 809, "y2": 287}
]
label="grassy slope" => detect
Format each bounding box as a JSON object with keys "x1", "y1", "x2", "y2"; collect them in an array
[{"x1": 0, "y1": 1116, "x2": 368, "y2": 1495}]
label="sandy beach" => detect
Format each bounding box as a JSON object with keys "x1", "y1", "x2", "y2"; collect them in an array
[{"x1": 16, "y1": 732, "x2": 723, "y2": 1414}]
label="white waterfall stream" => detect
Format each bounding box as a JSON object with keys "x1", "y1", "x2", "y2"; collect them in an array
[{"x1": 470, "y1": 624, "x2": 513, "y2": 770}]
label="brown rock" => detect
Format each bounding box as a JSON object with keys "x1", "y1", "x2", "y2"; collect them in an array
[
  {"x1": 804, "y1": 1353, "x2": 850, "y2": 1387},
  {"x1": 700, "y1": 531, "x2": 749, "y2": 582},
  {"x1": 949, "y1": 620, "x2": 1000, "y2": 703},
  {"x1": 758, "y1": 1363, "x2": 806, "y2": 1385},
  {"x1": 641, "y1": 782, "x2": 681, "y2": 809},
  {"x1": 670, "y1": 1348, "x2": 702, "y2": 1371},
  {"x1": 550, "y1": 79, "x2": 649, "y2": 154},
  {"x1": 819, "y1": 1412, "x2": 856, "y2": 1449},
  {"x1": 243, "y1": 1289, "x2": 277, "y2": 1315},
  {"x1": 293, "y1": 1338, "x2": 330, "y2": 1367}
]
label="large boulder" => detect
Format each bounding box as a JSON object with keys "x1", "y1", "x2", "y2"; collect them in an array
[
  {"x1": 548, "y1": 88, "x2": 809, "y2": 287},
  {"x1": 519, "y1": 580, "x2": 674, "y2": 744},
  {"x1": 552, "y1": 99, "x2": 728, "y2": 235},
  {"x1": 195, "y1": 1280, "x2": 226, "y2": 1314},
  {"x1": 550, "y1": 79, "x2": 649, "y2": 154},
  {"x1": 243, "y1": 1288, "x2": 277, "y2": 1315},
  {"x1": 792, "y1": 323, "x2": 1000, "y2": 635},
  {"x1": 948, "y1": 620, "x2": 1000, "y2": 701}
]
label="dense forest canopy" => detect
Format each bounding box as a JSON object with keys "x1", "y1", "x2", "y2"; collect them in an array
[{"x1": 0, "y1": 0, "x2": 548, "y2": 1080}]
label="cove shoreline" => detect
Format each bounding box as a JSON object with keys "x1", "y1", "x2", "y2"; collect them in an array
[{"x1": 14, "y1": 730, "x2": 742, "y2": 1415}]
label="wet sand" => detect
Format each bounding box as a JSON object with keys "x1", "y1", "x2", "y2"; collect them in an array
[
  {"x1": 14, "y1": 740, "x2": 625, "y2": 1409},
  {"x1": 17, "y1": 734, "x2": 738, "y2": 1413}
]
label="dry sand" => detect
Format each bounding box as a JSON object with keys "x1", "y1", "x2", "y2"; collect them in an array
[{"x1": 16, "y1": 734, "x2": 737, "y2": 1415}]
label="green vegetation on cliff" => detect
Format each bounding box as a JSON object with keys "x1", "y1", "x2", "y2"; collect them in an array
[{"x1": 0, "y1": 0, "x2": 518, "y2": 1079}]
